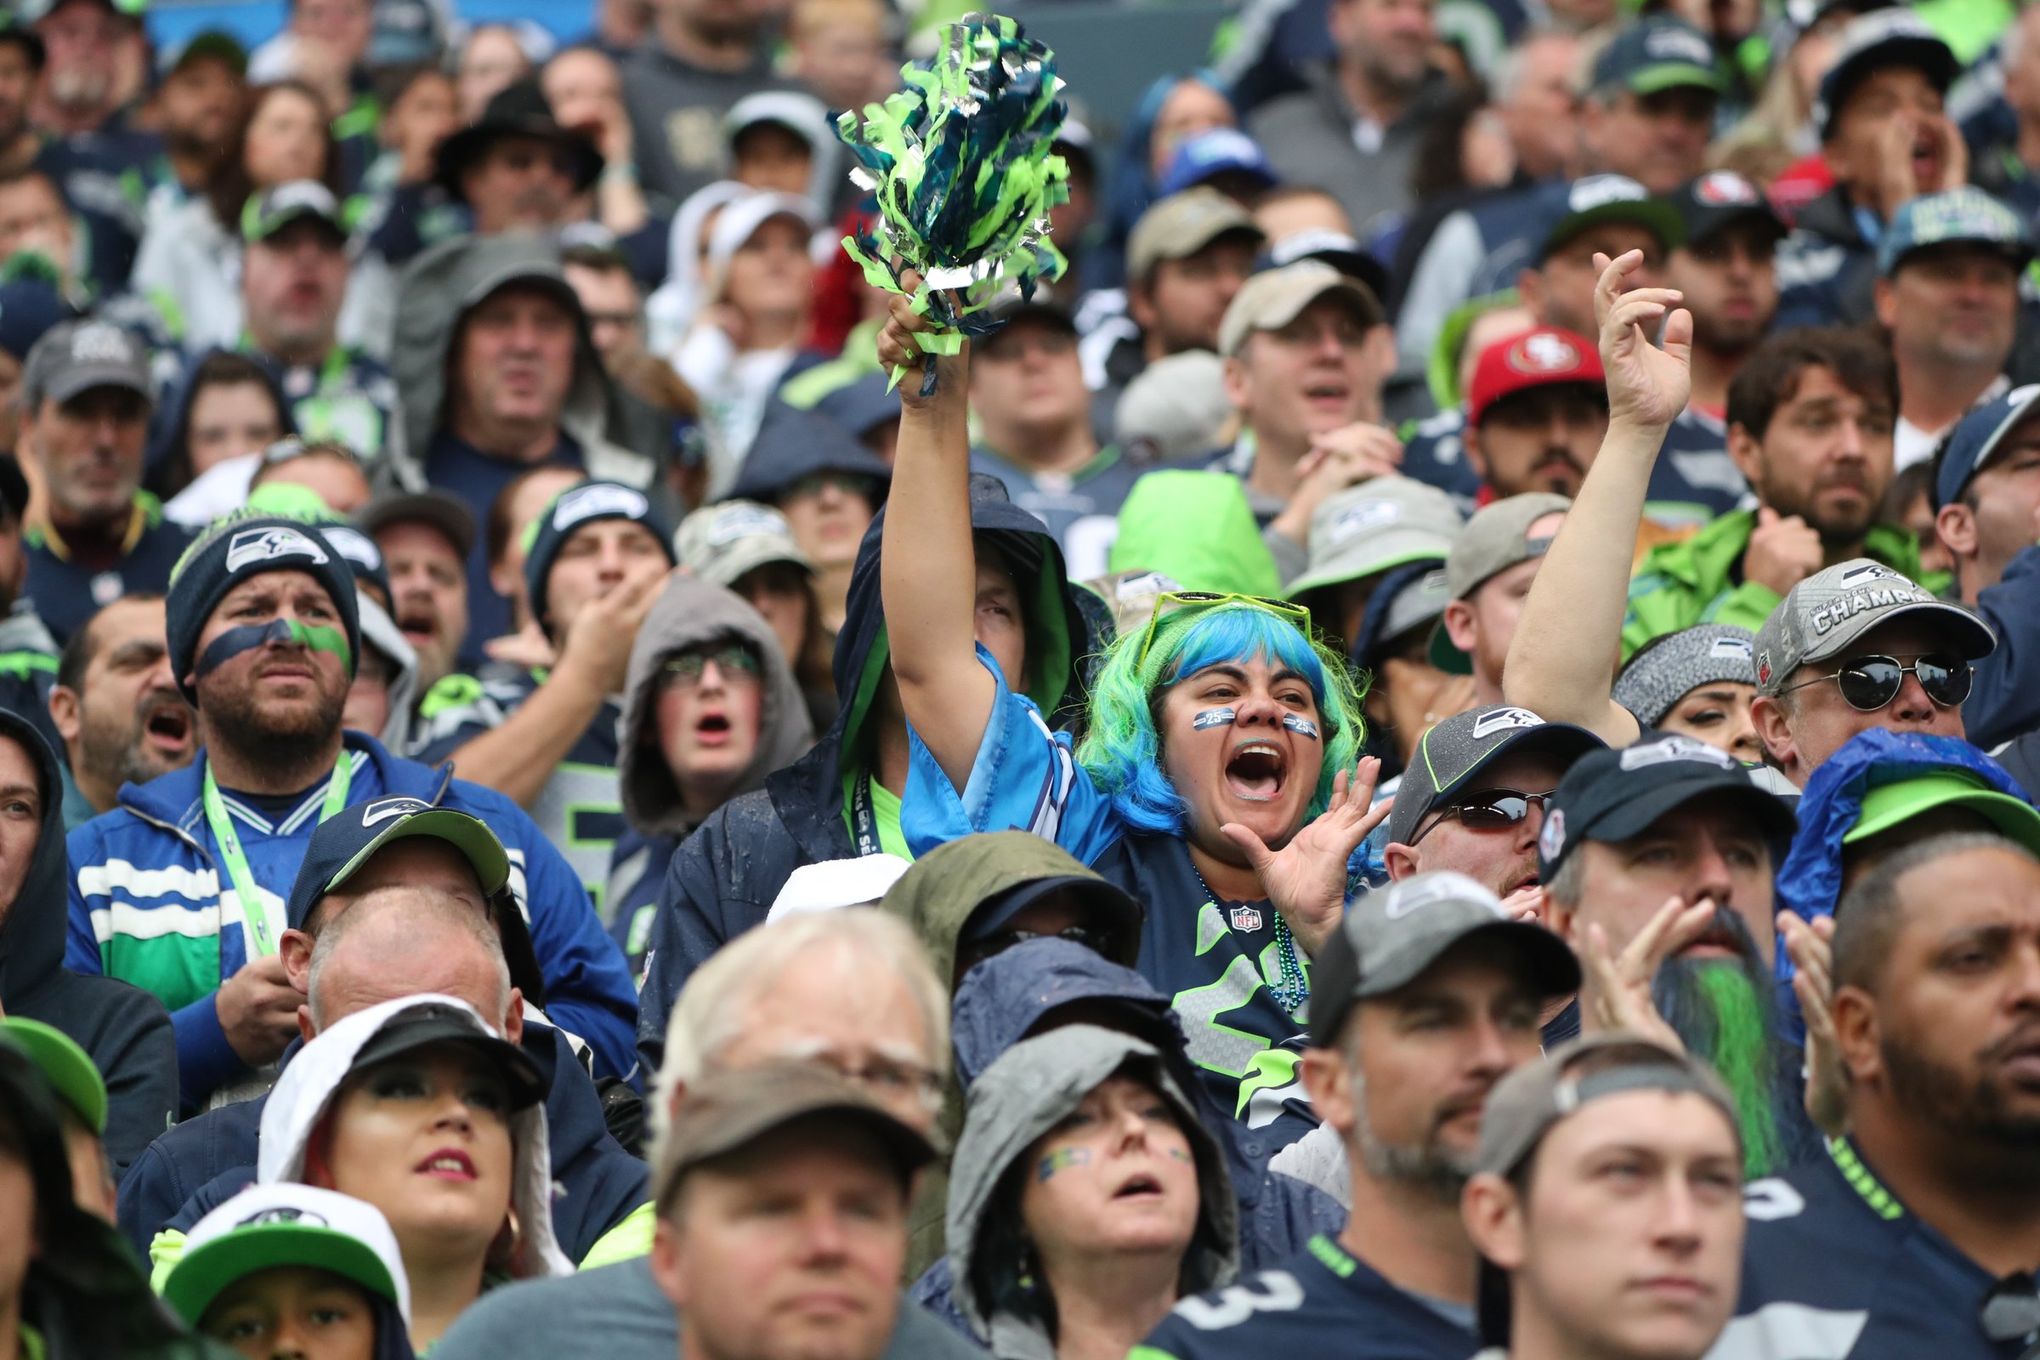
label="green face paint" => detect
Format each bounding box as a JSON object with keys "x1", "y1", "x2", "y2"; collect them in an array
[
  {"x1": 1036, "y1": 1147, "x2": 1091, "y2": 1182},
  {"x1": 287, "y1": 618, "x2": 352, "y2": 668},
  {"x1": 194, "y1": 617, "x2": 353, "y2": 680}
]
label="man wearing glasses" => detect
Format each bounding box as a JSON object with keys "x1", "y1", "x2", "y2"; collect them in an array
[
  {"x1": 1749, "y1": 558, "x2": 1995, "y2": 788},
  {"x1": 1381, "y1": 704, "x2": 1606, "y2": 920}
]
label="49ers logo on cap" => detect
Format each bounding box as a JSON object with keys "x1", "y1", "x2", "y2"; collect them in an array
[
  {"x1": 1694, "y1": 171, "x2": 1759, "y2": 206},
  {"x1": 1507, "y1": 331, "x2": 1583, "y2": 375}
]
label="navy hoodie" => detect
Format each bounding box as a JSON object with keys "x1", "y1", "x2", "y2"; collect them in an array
[
  {"x1": 0, "y1": 707, "x2": 176, "y2": 1181},
  {"x1": 635, "y1": 480, "x2": 1105, "y2": 1076},
  {"x1": 117, "y1": 1020, "x2": 647, "y2": 1268}
]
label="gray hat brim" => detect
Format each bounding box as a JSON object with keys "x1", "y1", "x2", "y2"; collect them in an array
[
  {"x1": 1355, "y1": 917, "x2": 1581, "y2": 1001},
  {"x1": 44, "y1": 364, "x2": 150, "y2": 407},
  {"x1": 1287, "y1": 535, "x2": 1452, "y2": 600}
]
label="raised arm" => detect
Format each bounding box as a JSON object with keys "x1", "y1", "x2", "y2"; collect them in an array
[
  {"x1": 877, "y1": 293, "x2": 997, "y2": 792},
  {"x1": 1504, "y1": 251, "x2": 1691, "y2": 745}
]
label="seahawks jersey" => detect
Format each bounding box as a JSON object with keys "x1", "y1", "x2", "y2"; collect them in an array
[
  {"x1": 901, "y1": 645, "x2": 1320, "y2": 1154},
  {"x1": 1710, "y1": 1137, "x2": 2038, "y2": 1360},
  {"x1": 1135, "y1": 1234, "x2": 1479, "y2": 1360},
  {"x1": 414, "y1": 670, "x2": 625, "y2": 921}
]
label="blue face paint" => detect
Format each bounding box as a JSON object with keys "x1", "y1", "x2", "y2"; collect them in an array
[
  {"x1": 195, "y1": 617, "x2": 352, "y2": 680},
  {"x1": 1282, "y1": 713, "x2": 1321, "y2": 740},
  {"x1": 1192, "y1": 707, "x2": 1237, "y2": 730}
]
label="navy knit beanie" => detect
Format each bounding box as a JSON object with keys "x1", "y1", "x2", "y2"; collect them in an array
[
  {"x1": 521, "y1": 481, "x2": 674, "y2": 634},
  {"x1": 167, "y1": 514, "x2": 362, "y2": 703}
]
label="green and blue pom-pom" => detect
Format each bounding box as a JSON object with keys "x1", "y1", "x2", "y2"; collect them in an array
[{"x1": 836, "y1": 11, "x2": 1072, "y2": 394}]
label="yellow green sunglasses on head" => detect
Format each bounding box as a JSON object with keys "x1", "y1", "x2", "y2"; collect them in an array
[{"x1": 1134, "y1": 591, "x2": 1312, "y2": 669}]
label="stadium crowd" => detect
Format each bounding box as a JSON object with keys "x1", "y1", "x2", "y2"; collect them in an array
[{"x1": 0, "y1": 0, "x2": 2038, "y2": 1357}]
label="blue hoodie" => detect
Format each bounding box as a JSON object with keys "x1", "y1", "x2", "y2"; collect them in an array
[
  {"x1": 66, "y1": 730, "x2": 640, "y2": 1108},
  {"x1": 907, "y1": 938, "x2": 1346, "y2": 1337}
]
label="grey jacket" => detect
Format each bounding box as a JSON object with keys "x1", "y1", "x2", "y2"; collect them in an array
[
  {"x1": 385, "y1": 231, "x2": 655, "y2": 491},
  {"x1": 949, "y1": 1027, "x2": 1240, "y2": 1360},
  {"x1": 1246, "y1": 66, "x2": 1455, "y2": 236}
]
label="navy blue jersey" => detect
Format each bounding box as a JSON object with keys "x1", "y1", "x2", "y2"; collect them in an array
[
  {"x1": 1714, "y1": 1137, "x2": 2038, "y2": 1360},
  {"x1": 414, "y1": 668, "x2": 626, "y2": 920},
  {"x1": 1396, "y1": 409, "x2": 1481, "y2": 513},
  {"x1": 969, "y1": 443, "x2": 1145, "y2": 580},
  {"x1": 1135, "y1": 1234, "x2": 1479, "y2": 1360},
  {"x1": 1653, "y1": 407, "x2": 1749, "y2": 528},
  {"x1": 24, "y1": 502, "x2": 195, "y2": 644}
]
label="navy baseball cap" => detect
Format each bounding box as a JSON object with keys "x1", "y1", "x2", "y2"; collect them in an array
[
  {"x1": 1814, "y1": 9, "x2": 1956, "y2": 140},
  {"x1": 1590, "y1": 16, "x2": 1724, "y2": 98},
  {"x1": 1156, "y1": 128, "x2": 1278, "y2": 198},
  {"x1": 285, "y1": 797, "x2": 510, "y2": 928},
  {"x1": 1540, "y1": 175, "x2": 1684, "y2": 262},
  {"x1": 1933, "y1": 381, "x2": 2040, "y2": 510},
  {"x1": 1876, "y1": 187, "x2": 2033, "y2": 277},
  {"x1": 1537, "y1": 735, "x2": 1797, "y2": 880}
]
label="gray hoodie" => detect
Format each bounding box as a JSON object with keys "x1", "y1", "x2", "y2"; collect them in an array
[
  {"x1": 386, "y1": 232, "x2": 655, "y2": 492},
  {"x1": 948, "y1": 1026, "x2": 1240, "y2": 1360},
  {"x1": 356, "y1": 591, "x2": 421, "y2": 755}
]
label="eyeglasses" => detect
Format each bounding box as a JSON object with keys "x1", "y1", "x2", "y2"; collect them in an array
[
  {"x1": 1135, "y1": 591, "x2": 1313, "y2": 668},
  {"x1": 660, "y1": 645, "x2": 761, "y2": 689},
  {"x1": 1409, "y1": 788, "x2": 1554, "y2": 847},
  {"x1": 1979, "y1": 1274, "x2": 2040, "y2": 1360},
  {"x1": 1776, "y1": 653, "x2": 1972, "y2": 712}
]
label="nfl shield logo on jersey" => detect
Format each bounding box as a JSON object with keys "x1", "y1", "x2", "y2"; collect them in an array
[{"x1": 1229, "y1": 904, "x2": 1264, "y2": 932}]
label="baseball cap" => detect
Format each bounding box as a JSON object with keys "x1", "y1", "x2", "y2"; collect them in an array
[
  {"x1": 345, "y1": 999, "x2": 545, "y2": 1111},
  {"x1": 650, "y1": 1063, "x2": 937, "y2": 1211},
  {"x1": 1611, "y1": 624, "x2": 1758, "y2": 729},
  {"x1": 1933, "y1": 382, "x2": 2040, "y2": 510},
  {"x1": 1590, "y1": 15, "x2": 1725, "y2": 98},
  {"x1": 1385, "y1": 704, "x2": 1606, "y2": 849},
  {"x1": 1352, "y1": 563, "x2": 1451, "y2": 668},
  {"x1": 1466, "y1": 328, "x2": 1606, "y2": 428},
  {"x1": 1537, "y1": 734, "x2": 1798, "y2": 879},
  {"x1": 22, "y1": 318, "x2": 151, "y2": 408},
  {"x1": 164, "y1": 1183, "x2": 409, "y2": 1330},
  {"x1": 159, "y1": 27, "x2": 246, "y2": 78},
  {"x1": 1285, "y1": 476, "x2": 1464, "y2": 599},
  {"x1": 1751, "y1": 559, "x2": 1996, "y2": 696},
  {"x1": 1814, "y1": 9, "x2": 1956, "y2": 140},
  {"x1": 1218, "y1": 260, "x2": 1381, "y2": 358},
  {"x1": 242, "y1": 180, "x2": 347, "y2": 246},
  {"x1": 283, "y1": 797, "x2": 511, "y2": 930},
  {"x1": 313, "y1": 521, "x2": 389, "y2": 600},
  {"x1": 725, "y1": 90, "x2": 832, "y2": 154},
  {"x1": 1128, "y1": 188, "x2": 1266, "y2": 282},
  {"x1": 1263, "y1": 228, "x2": 1391, "y2": 311},
  {"x1": 1844, "y1": 769, "x2": 2040, "y2": 853},
  {"x1": 1309, "y1": 871, "x2": 1580, "y2": 1047},
  {"x1": 0, "y1": 1017, "x2": 105, "y2": 1134},
  {"x1": 1668, "y1": 171, "x2": 1786, "y2": 249},
  {"x1": 1155, "y1": 127, "x2": 1278, "y2": 199},
  {"x1": 357, "y1": 490, "x2": 480, "y2": 561},
  {"x1": 1877, "y1": 187, "x2": 2034, "y2": 277},
  {"x1": 1114, "y1": 350, "x2": 1233, "y2": 463},
  {"x1": 677, "y1": 500, "x2": 813, "y2": 587},
  {"x1": 1540, "y1": 175, "x2": 1684, "y2": 262},
  {"x1": 1428, "y1": 492, "x2": 1570, "y2": 671}
]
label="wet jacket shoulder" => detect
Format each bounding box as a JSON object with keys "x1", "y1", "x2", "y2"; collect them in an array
[
  {"x1": 1962, "y1": 543, "x2": 2040, "y2": 749},
  {"x1": 948, "y1": 1025, "x2": 1239, "y2": 1360},
  {"x1": 0, "y1": 708, "x2": 175, "y2": 1181}
]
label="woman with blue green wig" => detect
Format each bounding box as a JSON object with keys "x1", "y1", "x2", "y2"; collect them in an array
[{"x1": 876, "y1": 287, "x2": 1388, "y2": 1143}]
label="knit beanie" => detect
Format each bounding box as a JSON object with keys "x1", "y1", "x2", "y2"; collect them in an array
[
  {"x1": 521, "y1": 481, "x2": 673, "y2": 634},
  {"x1": 167, "y1": 513, "x2": 362, "y2": 702}
]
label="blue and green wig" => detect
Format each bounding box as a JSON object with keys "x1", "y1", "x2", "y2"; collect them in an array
[{"x1": 1074, "y1": 602, "x2": 1366, "y2": 837}]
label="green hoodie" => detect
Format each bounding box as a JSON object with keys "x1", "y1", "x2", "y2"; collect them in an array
[
  {"x1": 1623, "y1": 509, "x2": 1930, "y2": 659},
  {"x1": 1109, "y1": 470, "x2": 1283, "y2": 597}
]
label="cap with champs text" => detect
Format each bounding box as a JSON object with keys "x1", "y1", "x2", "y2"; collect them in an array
[
  {"x1": 1933, "y1": 382, "x2": 2040, "y2": 510},
  {"x1": 1877, "y1": 187, "x2": 2034, "y2": 277},
  {"x1": 1285, "y1": 476, "x2": 1465, "y2": 599},
  {"x1": 1218, "y1": 260, "x2": 1382, "y2": 358},
  {"x1": 1536, "y1": 734, "x2": 1798, "y2": 879},
  {"x1": 650, "y1": 1062, "x2": 937, "y2": 1211},
  {"x1": 1385, "y1": 704, "x2": 1606, "y2": 849},
  {"x1": 1751, "y1": 559, "x2": 1995, "y2": 696},
  {"x1": 1309, "y1": 870, "x2": 1580, "y2": 1048},
  {"x1": 1466, "y1": 328, "x2": 1606, "y2": 428},
  {"x1": 1128, "y1": 188, "x2": 1266, "y2": 282}
]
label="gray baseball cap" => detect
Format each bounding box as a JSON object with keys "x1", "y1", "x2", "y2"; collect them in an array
[
  {"x1": 1218, "y1": 260, "x2": 1382, "y2": 358},
  {"x1": 1751, "y1": 559, "x2": 1995, "y2": 696},
  {"x1": 22, "y1": 319, "x2": 152, "y2": 408},
  {"x1": 676, "y1": 500, "x2": 813, "y2": 588},
  {"x1": 1474, "y1": 1033, "x2": 1738, "y2": 1179},
  {"x1": 1612, "y1": 624, "x2": 1757, "y2": 728},
  {"x1": 1115, "y1": 350, "x2": 1234, "y2": 463},
  {"x1": 1285, "y1": 477, "x2": 1465, "y2": 599},
  {"x1": 1385, "y1": 704, "x2": 1606, "y2": 849},
  {"x1": 1127, "y1": 188, "x2": 1265, "y2": 281},
  {"x1": 1430, "y1": 492, "x2": 1570, "y2": 672},
  {"x1": 1309, "y1": 870, "x2": 1579, "y2": 1047}
]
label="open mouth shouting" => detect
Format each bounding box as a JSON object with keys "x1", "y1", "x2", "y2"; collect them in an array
[
  {"x1": 139, "y1": 695, "x2": 194, "y2": 756},
  {"x1": 1112, "y1": 1171, "x2": 1166, "y2": 1200},
  {"x1": 396, "y1": 605, "x2": 440, "y2": 652},
  {"x1": 1226, "y1": 739, "x2": 1289, "y2": 803},
  {"x1": 694, "y1": 710, "x2": 733, "y2": 747}
]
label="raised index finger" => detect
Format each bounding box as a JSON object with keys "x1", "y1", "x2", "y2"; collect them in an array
[{"x1": 1592, "y1": 249, "x2": 1643, "y2": 330}]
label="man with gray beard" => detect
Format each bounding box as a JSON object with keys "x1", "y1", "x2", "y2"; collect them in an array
[
  {"x1": 1142, "y1": 872, "x2": 1579, "y2": 1360},
  {"x1": 1537, "y1": 734, "x2": 1814, "y2": 1175}
]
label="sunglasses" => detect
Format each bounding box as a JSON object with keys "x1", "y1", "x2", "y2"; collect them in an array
[
  {"x1": 1135, "y1": 591, "x2": 1312, "y2": 668},
  {"x1": 1410, "y1": 788, "x2": 1554, "y2": 847},
  {"x1": 1776, "y1": 653, "x2": 1971, "y2": 712},
  {"x1": 661, "y1": 645, "x2": 761, "y2": 689}
]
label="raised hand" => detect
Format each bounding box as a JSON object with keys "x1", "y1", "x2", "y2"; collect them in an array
[
  {"x1": 1592, "y1": 249, "x2": 1691, "y2": 431},
  {"x1": 1780, "y1": 910, "x2": 1847, "y2": 1137},
  {"x1": 873, "y1": 271, "x2": 969, "y2": 413},
  {"x1": 1222, "y1": 758, "x2": 1391, "y2": 958},
  {"x1": 1581, "y1": 893, "x2": 1716, "y2": 1050}
]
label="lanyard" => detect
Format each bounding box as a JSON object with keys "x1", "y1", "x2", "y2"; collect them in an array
[
  {"x1": 851, "y1": 772, "x2": 881, "y2": 857},
  {"x1": 202, "y1": 754, "x2": 353, "y2": 959}
]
